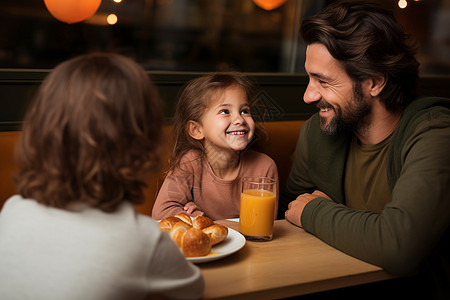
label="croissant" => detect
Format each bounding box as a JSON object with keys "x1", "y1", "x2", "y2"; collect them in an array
[
  {"x1": 192, "y1": 215, "x2": 214, "y2": 230},
  {"x1": 202, "y1": 224, "x2": 228, "y2": 246},
  {"x1": 175, "y1": 213, "x2": 193, "y2": 226},
  {"x1": 158, "y1": 213, "x2": 193, "y2": 231},
  {"x1": 181, "y1": 228, "x2": 212, "y2": 257},
  {"x1": 168, "y1": 222, "x2": 211, "y2": 257},
  {"x1": 169, "y1": 222, "x2": 191, "y2": 247},
  {"x1": 160, "y1": 214, "x2": 229, "y2": 257},
  {"x1": 159, "y1": 216, "x2": 185, "y2": 231}
]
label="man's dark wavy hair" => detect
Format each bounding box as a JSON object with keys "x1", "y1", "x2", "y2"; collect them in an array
[{"x1": 300, "y1": 1, "x2": 419, "y2": 112}]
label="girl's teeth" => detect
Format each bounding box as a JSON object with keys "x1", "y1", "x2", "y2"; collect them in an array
[{"x1": 229, "y1": 131, "x2": 245, "y2": 135}]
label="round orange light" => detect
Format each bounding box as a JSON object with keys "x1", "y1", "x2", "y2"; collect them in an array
[
  {"x1": 44, "y1": 0, "x2": 102, "y2": 24},
  {"x1": 107, "y1": 14, "x2": 118, "y2": 25},
  {"x1": 253, "y1": 0, "x2": 287, "y2": 11}
]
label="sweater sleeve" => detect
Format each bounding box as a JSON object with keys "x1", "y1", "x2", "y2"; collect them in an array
[
  {"x1": 152, "y1": 152, "x2": 207, "y2": 219},
  {"x1": 301, "y1": 117, "x2": 450, "y2": 276},
  {"x1": 151, "y1": 170, "x2": 195, "y2": 220}
]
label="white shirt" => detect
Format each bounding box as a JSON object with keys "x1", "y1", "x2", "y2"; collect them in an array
[{"x1": 0, "y1": 195, "x2": 204, "y2": 300}]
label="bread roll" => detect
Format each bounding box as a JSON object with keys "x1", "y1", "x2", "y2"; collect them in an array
[
  {"x1": 181, "y1": 228, "x2": 212, "y2": 257},
  {"x1": 202, "y1": 224, "x2": 229, "y2": 246},
  {"x1": 175, "y1": 213, "x2": 193, "y2": 226},
  {"x1": 192, "y1": 215, "x2": 214, "y2": 230},
  {"x1": 161, "y1": 214, "x2": 229, "y2": 257},
  {"x1": 159, "y1": 216, "x2": 184, "y2": 231},
  {"x1": 169, "y1": 222, "x2": 191, "y2": 247}
]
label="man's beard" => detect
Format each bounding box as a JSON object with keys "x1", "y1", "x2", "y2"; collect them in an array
[{"x1": 318, "y1": 82, "x2": 371, "y2": 136}]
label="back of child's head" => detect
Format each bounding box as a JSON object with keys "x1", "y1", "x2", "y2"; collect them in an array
[
  {"x1": 170, "y1": 71, "x2": 256, "y2": 171},
  {"x1": 15, "y1": 53, "x2": 163, "y2": 212}
]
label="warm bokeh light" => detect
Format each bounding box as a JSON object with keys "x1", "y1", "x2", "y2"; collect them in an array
[
  {"x1": 398, "y1": 0, "x2": 408, "y2": 9},
  {"x1": 113, "y1": 0, "x2": 122, "y2": 3},
  {"x1": 253, "y1": 0, "x2": 287, "y2": 11},
  {"x1": 107, "y1": 14, "x2": 118, "y2": 25},
  {"x1": 43, "y1": 0, "x2": 102, "y2": 24}
]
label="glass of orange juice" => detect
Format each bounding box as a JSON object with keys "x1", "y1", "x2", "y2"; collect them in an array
[{"x1": 239, "y1": 176, "x2": 277, "y2": 241}]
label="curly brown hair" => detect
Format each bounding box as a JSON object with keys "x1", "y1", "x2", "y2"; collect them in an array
[
  {"x1": 300, "y1": 1, "x2": 419, "y2": 112},
  {"x1": 15, "y1": 53, "x2": 163, "y2": 212}
]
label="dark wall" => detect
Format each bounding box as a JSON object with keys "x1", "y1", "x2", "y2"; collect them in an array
[{"x1": 1, "y1": 70, "x2": 449, "y2": 131}]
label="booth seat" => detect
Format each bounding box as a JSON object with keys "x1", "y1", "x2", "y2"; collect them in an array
[{"x1": 0, "y1": 120, "x2": 304, "y2": 216}]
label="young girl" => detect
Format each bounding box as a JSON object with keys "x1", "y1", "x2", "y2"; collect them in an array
[
  {"x1": 152, "y1": 72, "x2": 278, "y2": 220},
  {"x1": 0, "y1": 53, "x2": 204, "y2": 300}
]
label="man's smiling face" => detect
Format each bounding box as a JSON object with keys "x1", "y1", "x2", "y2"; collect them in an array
[{"x1": 303, "y1": 43, "x2": 372, "y2": 135}]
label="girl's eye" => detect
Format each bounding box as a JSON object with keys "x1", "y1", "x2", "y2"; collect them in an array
[
  {"x1": 241, "y1": 108, "x2": 251, "y2": 115},
  {"x1": 218, "y1": 109, "x2": 229, "y2": 115}
]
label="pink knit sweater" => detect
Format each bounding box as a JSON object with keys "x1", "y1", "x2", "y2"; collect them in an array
[{"x1": 152, "y1": 150, "x2": 278, "y2": 220}]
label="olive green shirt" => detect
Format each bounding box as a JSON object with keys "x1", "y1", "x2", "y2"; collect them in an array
[{"x1": 345, "y1": 135, "x2": 392, "y2": 213}]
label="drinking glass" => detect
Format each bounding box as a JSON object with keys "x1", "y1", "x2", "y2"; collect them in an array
[{"x1": 239, "y1": 176, "x2": 277, "y2": 241}]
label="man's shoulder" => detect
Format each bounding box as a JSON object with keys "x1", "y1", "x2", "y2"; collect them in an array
[
  {"x1": 399, "y1": 97, "x2": 450, "y2": 131},
  {"x1": 404, "y1": 97, "x2": 450, "y2": 115}
]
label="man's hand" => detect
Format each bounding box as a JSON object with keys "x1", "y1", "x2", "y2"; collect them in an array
[{"x1": 285, "y1": 190, "x2": 332, "y2": 227}]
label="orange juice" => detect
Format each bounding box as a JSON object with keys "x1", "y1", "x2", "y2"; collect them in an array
[{"x1": 239, "y1": 189, "x2": 276, "y2": 238}]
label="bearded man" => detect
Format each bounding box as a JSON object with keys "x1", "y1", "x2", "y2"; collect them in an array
[{"x1": 281, "y1": 2, "x2": 450, "y2": 299}]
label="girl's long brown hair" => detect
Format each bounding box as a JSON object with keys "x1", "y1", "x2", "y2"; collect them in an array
[
  {"x1": 15, "y1": 53, "x2": 163, "y2": 212},
  {"x1": 169, "y1": 72, "x2": 263, "y2": 172}
]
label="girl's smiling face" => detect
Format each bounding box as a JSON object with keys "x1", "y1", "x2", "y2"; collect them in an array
[{"x1": 190, "y1": 85, "x2": 255, "y2": 155}]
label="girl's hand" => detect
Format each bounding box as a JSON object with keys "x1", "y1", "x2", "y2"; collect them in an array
[{"x1": 184, "y1": 202, "x2": 200, "y2": 214}]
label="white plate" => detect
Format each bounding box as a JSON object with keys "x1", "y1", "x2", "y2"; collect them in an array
[{"x1": 187, "y1": 228, "x2": 246, "y2": 263}]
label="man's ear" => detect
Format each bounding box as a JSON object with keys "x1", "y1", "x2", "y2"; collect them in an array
[
  {"x1": 188, "y1": 120, "x2": 204, "y2": 140},
  {"x1": 368, "y1": 75, "x2": 387, "y2": 97}
]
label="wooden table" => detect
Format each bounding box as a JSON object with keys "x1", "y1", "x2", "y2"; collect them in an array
[{"x1": 199, "y1": 219, "x2": 394, "y2": 299}]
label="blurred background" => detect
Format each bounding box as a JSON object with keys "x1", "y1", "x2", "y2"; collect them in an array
[{"x1": 1, "y1": 0, "x2": 449, "y2": 75}]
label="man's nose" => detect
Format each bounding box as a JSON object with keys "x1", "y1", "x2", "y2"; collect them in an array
[{"x1": 303, "y1": 82, "x2": 321, "y2": 104}]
